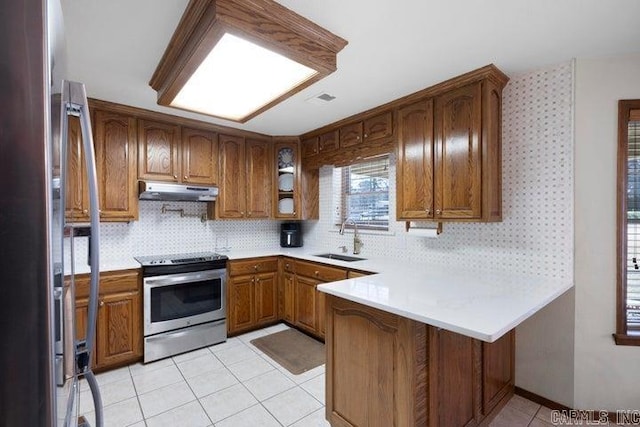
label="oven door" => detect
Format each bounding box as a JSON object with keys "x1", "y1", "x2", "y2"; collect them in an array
[{"x1": 143, "y1": 269, "x2": 226, "y2": 336}]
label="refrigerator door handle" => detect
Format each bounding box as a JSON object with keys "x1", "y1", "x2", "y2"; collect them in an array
[{"x1": 62, "y1": 80, "x2": 103, "y2": 427}]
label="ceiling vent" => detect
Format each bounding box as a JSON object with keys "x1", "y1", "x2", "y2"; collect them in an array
[{"x1": 306, "y1": 92, "x2": 337, "y2": 106}]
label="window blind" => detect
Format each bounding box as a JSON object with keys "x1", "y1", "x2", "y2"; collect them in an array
[
  {"x1": 335, "y1": 156, "x2": 390, "y2": 230},
  {"x1": 626, "y1": 118, "x2": 640, "y2": 333}
]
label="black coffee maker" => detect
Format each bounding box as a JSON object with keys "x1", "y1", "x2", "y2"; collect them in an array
[{"x1": 280, "y1": 222, "x2": 303, "y2": 247}]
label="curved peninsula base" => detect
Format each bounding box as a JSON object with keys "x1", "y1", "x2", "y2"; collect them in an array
[{"x1": 325, "y1": 295, "x2": 515, "y2": 427}]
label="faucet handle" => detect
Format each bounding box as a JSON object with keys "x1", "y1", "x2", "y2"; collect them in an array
[{"x1": 338, "y1": 245, "x2": 348, "y2": 253}]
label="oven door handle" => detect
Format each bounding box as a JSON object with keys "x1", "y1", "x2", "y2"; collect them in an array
[{"x1": 144, "y1": 270, "x2": 225, "y2": 288}]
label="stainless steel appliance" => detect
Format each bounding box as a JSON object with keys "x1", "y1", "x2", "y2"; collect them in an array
[
  {"x1": 138, "y1": 180, "x2": 218, "y2": 201},
  {"x1": 1, "y1": 1, "x2": 104, "y2": 425},
  {"x1": 135, "y1": 252, "x2": 228, "y2": 362}
]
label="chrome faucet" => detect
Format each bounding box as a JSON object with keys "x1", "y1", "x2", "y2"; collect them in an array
[{"x1": 339, "y1": 218, "x2": 364, "y2": 255}]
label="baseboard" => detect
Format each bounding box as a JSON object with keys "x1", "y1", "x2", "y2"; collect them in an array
[{"x1": 515, "y1": 387, "x2": 630, "y2": 424}]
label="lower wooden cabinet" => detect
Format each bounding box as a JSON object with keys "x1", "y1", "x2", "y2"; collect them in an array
[
  {"x1": 227, "y1": 257, "x2": 279, "y2": 335},
  {"x1": 97, "y1": 289, "x2": 142, "y2": 368},
  {"x1": 293, "y1": 260, "x2": 348, "y2": 339},
  {"x1": 325, "y1": 295, "x2": 514, "y2": 427},
  {"x1": 72, "y1": 269, "x2": 142, "y2": 371}
]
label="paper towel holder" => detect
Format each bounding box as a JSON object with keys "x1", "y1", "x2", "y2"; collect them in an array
[{"x1": 405, "y1": 221, "x2": 443, "y2": 235}]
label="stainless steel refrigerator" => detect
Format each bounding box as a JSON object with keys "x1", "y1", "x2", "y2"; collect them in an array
[{"x1": 0, "y1": 0, "x2": 103, "y2": 425}]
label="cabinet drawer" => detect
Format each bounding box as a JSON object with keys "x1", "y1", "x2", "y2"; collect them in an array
[
  {"x1": 70, "y1": 269, "x2": 140, "y2": 299},
  {"x1": 228, "y1": 257, "x2": 279, "y2": 276},
  {"x1": 348, "y1": 270, "x2": 373, "y2": 278},
  {"x1": 282, "y1": 258, "x2": 296, "y2": 274},
  {"x1": 295, "y1": 260, "x2": 348, "y2": 282}
]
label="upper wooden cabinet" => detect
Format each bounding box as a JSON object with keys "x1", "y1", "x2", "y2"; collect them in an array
[
  {"x1": 137, "y1": 120, "x2": 218, "y2": 185},
  {"x1": 397, "y1": 100, "x2": 434, "y2": 219},
  {"x1": 434, "y1": 83, "x2": 483, "y2": 220},
  {"x1": 218, "y1": 135, "x2": 271, "y2": 219},
  {"x1": 93, "y1": 109, "x2": 138, "y2": 221},
  {"x1": 339, "y1": 122, "x2": 363, "y2": 148},
  {"x1": 137, "y1": 119, "x2": 180, "y2": 182},
  {"x1": 65, "y1": 116, "x2": 89, "y2": 221},
  {"x1": 363, "y1": 111, "x2": 393, "y2": 141},
  {"x1": 397, "y1": 72, "x2": 506, "y2": 222},
  {"x1": 181, "y1": 127, "x2": 218, "y2": 185},
  {"x1": 274, "y1": 141, "x2": 300, "y2": 218},
  {"x1": 65, "y1": 108, "x2": 139, "y2": 223}
]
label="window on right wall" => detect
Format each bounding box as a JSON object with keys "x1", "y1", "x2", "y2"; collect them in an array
[{"x1": 615, "y1": 99, "x2": 640, "y2": 346}]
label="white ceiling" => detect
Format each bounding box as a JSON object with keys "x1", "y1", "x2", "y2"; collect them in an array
[{"x1": 61, "y1": 0, "x2": 640, "y2": 136}]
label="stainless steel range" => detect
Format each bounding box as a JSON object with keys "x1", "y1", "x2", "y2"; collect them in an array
[{"x1": 135, "y1": 252, "x2": 228, "y2": 362}]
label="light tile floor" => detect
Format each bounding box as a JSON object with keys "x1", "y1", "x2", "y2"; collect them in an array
[{"x1": 74, "y1": 323, "x2": 571, "y2": 427}]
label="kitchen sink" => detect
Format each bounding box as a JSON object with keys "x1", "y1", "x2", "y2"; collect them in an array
[{"x1": 314, "y1": 253, "x2": 367, "y2": 262}]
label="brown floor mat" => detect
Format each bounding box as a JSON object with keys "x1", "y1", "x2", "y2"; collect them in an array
[{"x1": 250, "y1": 328, "x2": 325, "y2": 375}]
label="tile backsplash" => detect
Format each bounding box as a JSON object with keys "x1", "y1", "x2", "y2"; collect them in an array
[
  {"x1": 72, "y1": 61, "x2": 573, "y2": 283},
  {"x1": 304, "y1": 61, "x2": 574, "y2": 281}
]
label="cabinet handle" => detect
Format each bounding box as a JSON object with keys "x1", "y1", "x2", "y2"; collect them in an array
[
  {"x1": 293, "y1": 211, "x2": 296, "y2": 215},
  {"x1": 240, "y1": 211, "x2": 245, "y2": 216},
  {"x1": 256, "y1": 277, "x2": 260, "y2": 282},
  {"x1": 254, "y1": 265, "x2": 259, "y2": 271},
  {"x1": 364, "y1": 133, "x2": 368, "y2": 138},
  {"x1": 83, "y1": 209, "x2": 88, "y2": 214},
  {"x1": 356, "y1": 135, "x2": 361, "y2": 140},
  {"x1": 173, "y1": 174, "x2": 178, "y2": 180},
  {"x1": 285, "y1": 264, "x2": 290, "y2": 268},
  {"x1": 184, "y1": 175, "x2": 188, "y2": 180},
  {"x1": 426, "y1": 209, "x2": 431, "y2": 215},
  {"x1": 436, "y1": 209, "x2": 442, "y2": 215},
  {"x1": 99, "y1": 300, "x2": 104, "y2": 307},
  {"x1": 314, "y1": 270, "x2": 319, "y2": 276},
  {"x1": 251, "y1": 278, "x2": 255, "y2": 283}
]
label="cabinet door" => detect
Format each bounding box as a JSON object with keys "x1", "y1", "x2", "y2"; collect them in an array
[
  {"x1": 282, "y1": 272, "x2": 295, "y2": 323},
  {"x1": 96, "y1": 291, "x2": 142, "y2": 368},
  {"x1": 274, "y1": 141, "x2": 300, "y2": 218},
  {"x1": 363, "y1": 111, "x2": 393, "y2": 141},
  {"x1": 396, "y1": 100, "x2": 434, "y2": 219},
  {"x1": 301, "y1": 136, "x2": 318, "y2": 157},
  {"x1": 319, "y1": 130, "x2": 339, "y2": 153},
  {"x1": 339, "y1": 122, "x2": 363, "y2": 148},
  {"x1": 74, "y1": 297, "x2": 96, "y2": 368},
  {"x1": 482, "y1": 330, "x2": 514, "y2": 415},
  {"x1": 245, "y1": 139, "x2": 271, "y2": 218},
  {"x1": 65, "y1": 116, "x2": 89, "y2": 221},
  {"x1": 182, "y1": 127, "x2": 218, "y2": 185},
  {"x1": 228, "y1": 275, "x2": 255, "y2": 334},
  {"x1": 434, "y1": 83, "x2": 482, "y2": 219},
  {"x1": 93, "y1": 109, "x2": 138, "y2": 221},
  {"x1": 218, "y1": 134, "x2": 246, "y2": 218},
  {"x1": 255, "y1": 272, "x2": 278, "y2": 325},
  {"x1": 137, "y1": 119, "x2": 180, "y2": 182},
  {"x1": 295, "y1": 276, "x2": 318, "y2": 333}
]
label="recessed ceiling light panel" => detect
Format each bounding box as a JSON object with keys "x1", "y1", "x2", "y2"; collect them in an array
[{"x1": 150, "y1": 0, "x2": 347, "y2": 123}]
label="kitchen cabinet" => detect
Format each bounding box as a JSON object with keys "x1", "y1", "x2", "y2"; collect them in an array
[
  {"x1": 137, "y1": 119, "x2": 181, "y2": 182},
  {"x1": 218, "y1": 135, "x2": 271, "y2": 219},
  {"x1": 325, "y1": 295, "x2": 514, "y2": 427},
  {"x1": 294, "y1": 260, "x2": 348, "y2": 339},
  {"x1": 72, "y1": 269, "x2": 142, "y2": 371},
  {"x1": 65, "y1": 116, "x2": 89, "y2": 221},
  {"x1": 396, "y1": 99, "x2": 434, "y2": 219},
  {"x1": 181, "y1": 126, "x2": 218, "y2": 185},
  {"x1": 279, "y1": 258, "x2": 296, "y2": 323},
  {"x1": 227, "y1": 257, "x2": 279, "y2": 335},
  {"x1": 397, "y1": 75, "x2": 505, "y2": 222},
  {"x1": 338, "y1": 110, "x2": 393, "y2": 148},
  {"x1": 92, "y1": 108, "x2": 138, "y2": 221},
  {"x1": 274, "y1": 141, "x2": 300, "y2": 218}
]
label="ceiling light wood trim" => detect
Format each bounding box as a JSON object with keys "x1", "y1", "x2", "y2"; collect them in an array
[{"x1": 149, "y1": 0, "x2": 347, "y2": 123}]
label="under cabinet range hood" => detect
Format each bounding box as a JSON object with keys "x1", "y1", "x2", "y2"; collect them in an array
[{"x1": 138, "y1": 181, "x2": 218, "y2": 202}]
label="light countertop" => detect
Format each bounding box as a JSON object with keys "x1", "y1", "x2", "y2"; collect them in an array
[{"x1": 71, "y1": 246, "x2": 572, "y2": 343}]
